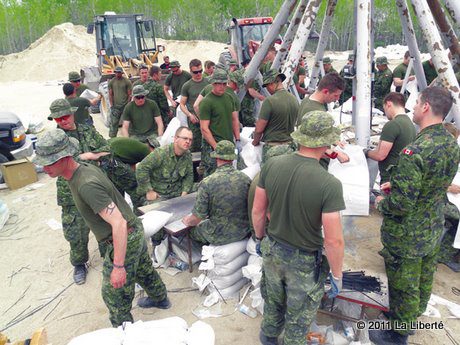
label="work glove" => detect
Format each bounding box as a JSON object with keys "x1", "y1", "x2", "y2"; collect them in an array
[
  {"x1": 255, "y1": 238, "x2": 262, "y2": 256},
  {"x1": 327, "y1": 272, "x2": 342, "y2": 298},
  {"x1": 236, "y1": 140, "x2": 243, "y2": 154}
]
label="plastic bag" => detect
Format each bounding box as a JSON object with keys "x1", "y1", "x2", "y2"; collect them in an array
[
  {"x1": 241, "y1": 142, "x2": 263, "y2": 167},
  {"x1": 140, "y1": 210, "x2": 172, "y2": 238},
  {"x1": 160, "y1": 117, "x2": 181, "y2": 146}
]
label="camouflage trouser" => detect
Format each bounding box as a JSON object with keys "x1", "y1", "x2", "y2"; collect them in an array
[
  {"x1": 260, "y1": 237, "x2": 328, "y2": 345},
  {"x1": 380, "y1": 246, "x2": 439, "y2": 335},
  {"x1": 201, "y1": 140, "x2": 217, "y2": 177},
  {"x1": 261, "y1": 142, "x2": 296, "y2": 165},
  {"x1": 101, "y1": 223, "x2": 168, "y2": 327},
  {"x1": 188, "y1": 117, "x2": 202, "y2": 153},
  {"x1": 240, "y1": 97, "x2": 256, "y2": 127},
  {"x1": 109, "y1": 105, "x2": 125, "y2": 138},
  {"x1": 61, "y1": 205, "x2": 90, "y2": 266}
]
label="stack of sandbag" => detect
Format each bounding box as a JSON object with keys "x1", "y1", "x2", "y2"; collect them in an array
[
  {"x1": 192, "y1": 239, "x2": 250, "y2": 305},
  {"x1": 242, "y1": 237, "x2": 264, "y2": 314},
  {"x1": 239, "y1": 127, "x2": 263, "y2": 180},
  {"x1": 67, "y1": 317, "x2": 215, "y2": 345}
]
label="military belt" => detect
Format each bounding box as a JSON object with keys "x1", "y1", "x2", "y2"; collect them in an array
[
  {"x1": 270, "y1": 236, "x2": 316, "y2": 256},
  {"x1": 104, "y1": 226, "x2": 135, "y2": 245}
]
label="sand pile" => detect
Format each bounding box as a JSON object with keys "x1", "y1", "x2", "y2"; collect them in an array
[{"x1": 0, "y1": 23, "x2": 95, "y2": 82}]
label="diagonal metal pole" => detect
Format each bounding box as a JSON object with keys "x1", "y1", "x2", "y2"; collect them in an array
[
  {"x1": 443, "y1": 0, "x2": 460, "y2": 27},
  {"x1": 282, "y1": 0, "x2": 323, "y2": 88},
  {"x1": 272, "y1": 0, "x2": 310, "y2": 71},
  {"x1": 308, "y1": 0, "x2": 338, "y2": 91},
  {"x1": 427, "y1": 0, "x2": 460, "y2": 71},
  {"x1": 395, "y1": 0, "x2": 427, "y2": 90},
  {"x1": 410, "y1": 0, "x2": 460, "y2": 126}
]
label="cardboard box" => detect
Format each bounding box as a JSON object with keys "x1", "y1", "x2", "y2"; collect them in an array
[{"x1": 1, "y1": 158, "x2": 38, "y2": 190}]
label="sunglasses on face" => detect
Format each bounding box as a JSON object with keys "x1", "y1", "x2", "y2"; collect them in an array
[
  {"x1": 192, "y1": 69, "x2": 203, "y2": 75},
  {"x1": 135, "y1": 96, "x2": 145, "y2": 100},
  {"x1": 54, "y1": 115, "x2": 72, "y2": 122}
]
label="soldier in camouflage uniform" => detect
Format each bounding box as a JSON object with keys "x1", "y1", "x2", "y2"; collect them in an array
[
  {"x1": 253, "y1": 111, "x2": 345, "y2": 345},
  {"x1": 148, "y1": 65, "x2": 172, "y2": 126},
  {"x1": 373, "y1": 57, "x2": 393, "y2": 111},
  {"x1": 33, "y1": 129, "x2": 170, "y2": 327},
  {"x1": 108, "y1": 66, "x2": 133, "y2": 138},
  {"x1": 372, "y1": 87, "x2": 460, "y2": 345},
  {"x1": 339, "y1": 53, "x2": 354, "y2": 105},
  {"x1": 183, "y1": 140, "x2": 251, "y2": 245}
]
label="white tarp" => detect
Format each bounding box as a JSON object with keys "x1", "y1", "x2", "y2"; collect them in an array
[{"x1": 446, "y1": 165, "x2": 460, "y2": 249}]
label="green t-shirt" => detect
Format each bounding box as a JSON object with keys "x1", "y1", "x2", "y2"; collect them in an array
[
  {"x1": 181, "y1": 78, "x2": 210, "y2": 113},
  {"x1": 67, "y1": 96, "x2": 91, "y2": 125},
  {"x1": 297, "y1": 97, "x2": 327, "y2": 125},
  {"x1": 379, "y1": 114, "x2": 416, "y2": 183},
  {"x1": 422, "y1": 60, "x2": 437, "y2": 85},
  {"x1": 68, "y1": 163, "x2": 137, "y2": 243},
  {"x1": 199, "y1": 91, "x2": 236, "y2": 142},
  {"x1": 108, "y1": 137, "x2": 150, "y2": 165},
  {"x1": 201, "y1": 85, "x2": 240, "y2": 111},
  {"x1": 259, "y1": 154, "x2": 345, "y2": 251},
  {"x1": 259, "y1": 89, "x2": 299, "y2": 142},
  {"x1": 121, "y1": 99, "x2": 161, "y2": 137},
  {"x1": 108, "y1": 76, "x2": 132, "y2": 107},
  {"x1": 393, "y1": 63, "x2": 413, "y2": 92},
  {"x1": 76, "y1": 84, "x2": 89, "y2": 97},
  {"x1": 165, "y1": 71, "x2": 192, "y2": 99}
]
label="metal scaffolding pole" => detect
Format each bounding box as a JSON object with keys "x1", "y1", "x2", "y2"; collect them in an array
[
  {"x1": 282, "y1": 0, "x2": 323, "y2": 88},
  {"x1": 243, "y1": 0, "x2": 298, "y2": 84},
  {"x1": 428, "y1": 0, "x2": 460, "y2": 71},
  {"x1": 395, "y1": 0, "x2": 427, "y2": 90},
  {"x1": 443, "y1": 0, "x2": 460, "y2": 26},
  {"x1": 273, "y1": 0, "x2": 309, "y2": 71},
  {"x1": 410, "y1": 0, "x2": 460, "y2": 125},
  {"x1": 308, "y1": 0, "x2": 338, "y2": 91},
  {"x1": 355, "y1": 0, "x2": 372, "y2": 147}
]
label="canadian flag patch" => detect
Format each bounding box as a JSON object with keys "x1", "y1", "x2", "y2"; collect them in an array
[{"x1": 403, "y1": 149, "x2": 413, "y2": 155}]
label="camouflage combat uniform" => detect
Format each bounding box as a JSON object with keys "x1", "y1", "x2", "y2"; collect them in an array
[
  {"x1": 374, "y1": 66, "x2": 393, "y2": 111},
  {"x1": 138, "y1": 79, "x2": 171, "y2": 127},
  {"x1": 377, "y1": 123, "x2": 460, "y2": 335}
]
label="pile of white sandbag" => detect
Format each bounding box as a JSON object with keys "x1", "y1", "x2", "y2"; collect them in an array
[
  {"x1": 242, "y1": 237, "x2": 264, "y2": 314},
  {"x1": 240, "y1": 127, "x2": 263, "y2": 180},
  {"x1": 67, "y1": 317, "x2": 215, "y2": 345},
  {"x1": 193, "y1": 239, "x2": 250, "y2": 306}
]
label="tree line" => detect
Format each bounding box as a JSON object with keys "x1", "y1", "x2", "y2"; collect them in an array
[{"x1": 0, "y1": 0, "x2": 457, "y2": 56}]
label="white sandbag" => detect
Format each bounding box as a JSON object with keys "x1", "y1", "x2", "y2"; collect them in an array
[
  {"x1": 0, "y1": 199, "x2": 9, "y2": 230},
  {"x1": 67, "y1": 328, "x2": 124, "y2": 345},
  {"x1": 242, "y1": 165, "x2": 260, "y2": 180},
  {"x1": 242, "y1": 261, "x2": 262, "y2": 286},
  {"x1": 187, "y1": 321, "x2": 215, "y2": 345},
  {"x1": 328, "y1": 145, "x2": 369, "y2": 216},
  {"x1": 250, "y1": 287, "x2": 264, "y2": 314},
  {"x1": 192, "y1": 273, "x2": 212, "y2": 292},
  {"x1": 140, "y1": 210, "x2": 173, "y2": 238},
  {"x1": 207, "y1": 252, "x2": 249, "y2": 276},
  {"x1": 208, "y1": 268, "x2": 244, "y2": 290},
  {"x1": 176, "y1": 105, "x2": 188, "y2": 127},
  {"x1": 201, "y1": 239, "x2": 248, "y2": 264},
  {"x1": 210, "y1": 277, "x2": 249, "y2": 299},
  {"x1": 246, "y1": 237, "x2": 257, "y2": 255},
  {"x1": 241, "y1": 141, "x2": 263, "y2": 167},
  {"x1": 152, "y1": 237, "x2": 169, "y2": 268},
  {"x1": 80, "y1": 89, "x2": 99, "y2": 100},
  {"x1": 160, "y1": 117, "x2": 181, "y2": 146},
  {"x1": 170, "y1": 236, "x2": 202, "y2": 264},
  {"x1": 123, "y1": 317, "x2": 188, "y2": 345},
  {"x1": 248, "y1": 254, "x2": 263, "y2": 266},
  {"x1": 240, "y1": 127, "x2": 255, "y2": 144}
]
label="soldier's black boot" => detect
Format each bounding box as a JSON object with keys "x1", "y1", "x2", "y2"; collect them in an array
[
  {"x1": 369, "y1": 329, "x2": 408, "y2": 345},
  {"x1": 137, "y1": 296, "x2": 171, "y2": 309},
  {"x1": 73, "y1": 264, "x2": 87, "y2": 285},
  {"x1": 259, "y1": 330, "x2": 278, "y2": 345}
]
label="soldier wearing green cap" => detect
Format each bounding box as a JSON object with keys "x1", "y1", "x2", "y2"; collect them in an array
[
  {"x1": 199, "y1": 69, "x2": 241, "y2": 176},
  {"x1": 120, "y1": 85, "x2": 164, "y2": 142},
  {"x1": 393, "y1": 51, "x2": 415, "y2": 93},
  {"x1": 108, "y1": 67, "x2": 132, "y2": 137},
  {"x1": 253, "y1": 69, "x2": 299, "y2": 163},
  {"x1": 183, "y1": 140, "x2": 251, "y2": 245},
  {"x1": 253, "y1": 110, "x2": 345, "y2": 345},
  {"x1": 373, "y1": 56, "x2": 393, "y2": 111},
  {"x1": 228, "y1": 58, "x2": 239, "y2": 72},
  {"x1": 164, "y1": 60, "x2": 191, "y2": 110},
  {"x1": 68, "y1": 71, "x2": 90, "y2": 97},
  {"x1": 322, "y1": 56, "x2": 337, "y2": 74},
  {"x1": 33, "y1": 129, "x2": 170, "y2": 327}
]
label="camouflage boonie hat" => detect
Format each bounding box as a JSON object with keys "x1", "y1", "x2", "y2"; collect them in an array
[
  {"x1": 170, "y1": 60, "x2": 181, "y2": 68},
  {"x1": 262, "y1": 69, "x2": 286, "y2": 87},
  {"x1": 114, "y1": 66, "x2": 123, "y2": 73},
  {"x1": 209, "y1": 69, "x2": 228, "y2": 84},
  {"x1": 291, "y1": 111, "x2": 340, "y2": 148},
  {"x1": 132, "y1": 85, "x2": 149, "y2": 97},
  {"x1": 32, "y1": 128, "x2": 79, "y2": 166},
  {"x1": 376, "y1": 56, "x2": 388, "y2": 65},
  {"x1": 348, "y1": 53, "x2": 355, "y2": 61},
  {"x1": 210, "y1": 140, "x2": 236, "y2": 160},
  {"x1": 266, "y1": 145, "x2": 293, "y2": 161},
  {"x1": 229, "y1": 70, "x2": 245, "y2": 89},
  {"x1": 146, "y1": 135, "x2": 160, "y2": 148},
  {"x1": 323, "y1": 57, "x2": 332, "y2": 64},
  {"x1": 229, "y1": 59, "x2": 238, "y2": 65},
  {"x1": 68, "y1": 71, "x2": 81, "y2": 82},
  {"x1": 48, "y1": 99, "x2": 77, "y2": 120}
]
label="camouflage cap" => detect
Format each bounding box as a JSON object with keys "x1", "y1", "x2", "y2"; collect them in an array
[
  {"x1": 170, "y1": 60, "x2": 181, "y2": 68},
  {"x1": 229, "y1": 69, "x2": 245, "y2": 89},
  {"x1": 209, "y1": 69, "x2": 228, "y2": 84},
  {"x1": 262, "y1": 69, "x2": 286, "y2": 87},
  {"x1": 376, "y1": 56, "x2": 388, "y2": 65},
  {"x1": 229, "y1": 59, "x2": 238, "y2": 65},
  {"x1": 48, "y1": 99, "x2": 77, "y2": 120},
  {"x1": 146, "y1": 135, "x2": 160, "y2": 148},
  {"x1": 348, "y1": 53, "x2": 355, "y2": 61},
  {"x1": 323, "y1": 57, "x2": 332, "y2": 64},
  {"x1": 68, "y1": 71, "x2": 81, "y2": 82},
  {"x1": 32, "y1": 128, "x2": 79, "y2": 166},
  {"x1": 132, "y1": 85, "x2": 149, "y2": 97},
  {"x1": 210, "y1": 140, "x2": 236, "y2": 160},
  {"x1": 114, "y1": 66, "x2": 123, "y2": 73},
  {"x1": 291, "y1": 111, "x2": 340, "y2": 148},
  {"x1": 265, "y1": 145, "x2": 293, "y2": 160}
]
